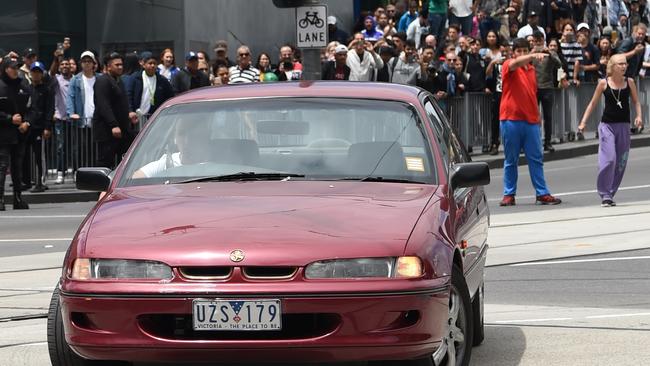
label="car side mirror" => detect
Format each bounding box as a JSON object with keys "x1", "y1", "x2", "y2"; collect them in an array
[
  {"x1": 76, "y1": 167, "x2": 112, "y2": 192},
  {"x1": 450, "y1": 162, "x2": 490, "y2": 191}
]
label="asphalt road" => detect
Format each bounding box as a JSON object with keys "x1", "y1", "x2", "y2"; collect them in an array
[{"x1": 1, "y1": 148, "x2": 650, "y2": 365}]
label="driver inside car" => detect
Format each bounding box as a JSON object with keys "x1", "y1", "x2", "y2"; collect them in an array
[{"x1": 132, "y1": 123, "x2": 210, "y2": 178}]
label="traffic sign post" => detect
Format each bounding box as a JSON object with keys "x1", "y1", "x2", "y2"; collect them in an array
[{"x1": 296, "y1": 5, "x2": 327, "y2": 80}]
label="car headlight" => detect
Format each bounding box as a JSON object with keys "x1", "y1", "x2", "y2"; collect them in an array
[
  {"x1": 71, "y1": 258, "x2": 173, "y2": 280},
  {"x1": 304, "y1": 256, "x2": 422, "y2": 279}
]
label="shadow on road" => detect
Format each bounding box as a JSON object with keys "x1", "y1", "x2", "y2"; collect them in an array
[{"x1": 471, "y1": 325, "x2": 526, "y2": 366}]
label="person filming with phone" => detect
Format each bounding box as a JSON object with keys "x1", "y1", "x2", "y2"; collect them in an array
[{"x1": 346, "y1": 33, "x2": 384, "y2": 81}]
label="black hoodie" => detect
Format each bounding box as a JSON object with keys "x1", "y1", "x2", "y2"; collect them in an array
[{"x1": 0, "y1": 72, "x2": 30, "y2": 145}]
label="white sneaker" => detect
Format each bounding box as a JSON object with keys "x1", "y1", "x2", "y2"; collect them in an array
[{"x1": 55, "y1": 172, "x2": 64, "y2": 184}]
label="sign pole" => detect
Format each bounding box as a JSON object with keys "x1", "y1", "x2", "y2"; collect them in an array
[{"x1": 295, "y1": 4, "x2": 327, "y2": 80}]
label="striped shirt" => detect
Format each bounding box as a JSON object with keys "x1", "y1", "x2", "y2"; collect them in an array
[
  {"x1": 228, "y1": 65, "x2": 260, "y2": 84},
  {"x1": 560, "y1": 41, "x2": 583, "y2": 80}
]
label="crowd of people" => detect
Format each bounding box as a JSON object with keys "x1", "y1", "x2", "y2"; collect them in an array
[{"x1": 1, "y1": 0, "x2": 649, "y2": 210}]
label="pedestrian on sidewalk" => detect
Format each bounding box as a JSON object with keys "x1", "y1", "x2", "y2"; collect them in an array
[
  {"x1": 577, "y1": 54, "x2": 643, "y2": 207},
  {"x1": 499, "y1": 38, "x2": 562, "y2": 206}
]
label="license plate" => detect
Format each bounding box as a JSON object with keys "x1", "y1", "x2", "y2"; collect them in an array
[{"x1": 192, "y1": 299, "x2": 282, "y2": 331}]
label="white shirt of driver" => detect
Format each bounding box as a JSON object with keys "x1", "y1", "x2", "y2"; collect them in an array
[
  {"x1": 139, "y1": 153, "x2": 181, "y2": 178},
  {"x1": 82, "y1": 75, "x2": 96, "y2": 124}
]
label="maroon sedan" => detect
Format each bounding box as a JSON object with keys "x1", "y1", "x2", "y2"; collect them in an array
[{"x1": 48, "y1": 81, "x2": 489, "y2": 366}]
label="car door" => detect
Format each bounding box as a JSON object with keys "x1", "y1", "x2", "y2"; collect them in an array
[{"x1": 423, "y1": 96, "x2": 488, "y2": 294}]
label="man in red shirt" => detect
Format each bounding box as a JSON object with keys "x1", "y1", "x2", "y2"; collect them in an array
[
  {"x1": 321, "y1": 45, "x2": 351, "y2": 80},
  {"x1": 499, "y1": 38, "x2": 562, "y2": 206}
]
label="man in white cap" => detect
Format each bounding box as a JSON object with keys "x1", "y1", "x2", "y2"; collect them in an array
[
  {"x1": 321, "y1": 44, "x2": 350, "y2": 80},
  {"x1": 327, "y1": 15, "x2": 349, "y2": 44},
  {"x1": 66, "y1": 50, "x2": 100, "y2": 171}
]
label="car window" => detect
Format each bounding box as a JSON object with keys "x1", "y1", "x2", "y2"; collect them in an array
[{"x1": 119, "y1": 98, "x2": 438, "y2": 186}]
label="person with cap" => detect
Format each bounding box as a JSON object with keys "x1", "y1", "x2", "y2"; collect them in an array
[
  {"x1": 517, "y1": 11, "x2": 546, "y2": 40},
  {"x1": 92, "y1": 52, "x2": 138, "y2": 169},
  {"x1": 19, "y1": 48, "x2": 38, "y2": 85},
  {"x1": 23, "y1": 61, "x2": 54, "y2": 193},
  {"x1": 522, "y1": 0, "x2": 553, "y2": 35},
  {"x1": 361, "y1": 15, "x2": 384, "y2": 42},
  {"x1": 321, "y1": 45, "x2": 351, "y2": 80},
  {"x1": 228, "y1": 45, "x2": 260, "y2": 84},
  {"x1": 213, "y1": 40, "x2": 235, "y2": 68},
  {"x1": 171, "y1": 51, "x2": 210, "y2": 94},
  {"x1": 127, "y1": 52, "x2": 174, "y2": 121},
  {"x1": 0, "y1": 57, "x2": 31, "y2": 210},
  {"x1": 66, "y1": 51, "x2": 100, "y2": 171},
  {"x1": 328, "y1": 16, "x2": 350, "y2": 45},
  {"x1": 576, "y1": 23, "x2": 601, "y2": 82},
  {"x1": 498, "y1": 38, "x2": 562, "y2": 206}
]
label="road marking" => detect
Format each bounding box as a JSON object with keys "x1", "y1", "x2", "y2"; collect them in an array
[
  {"x1": 0, "y1": 238, "x2": 71, "y2": 243},
  {"x1": 0, "y1": 215, "x2": 86, "y2": 219},
  {"x1": 488, "y1": 184, "x2": 650, "y2": 202},
  {"x1": 493, "y1": 317, "x2": 573, "y2": 323},
  {"x1": 586, "y1": 312, "x2": 650, "y2": 319},
  {"x1": 510, "y1": 256, "x2": 650, "y2": 266}
]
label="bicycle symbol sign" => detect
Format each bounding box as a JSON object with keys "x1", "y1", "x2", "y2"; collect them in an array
[{"x1": 296, "y1": 5, "x2": 328, "y2": 48}]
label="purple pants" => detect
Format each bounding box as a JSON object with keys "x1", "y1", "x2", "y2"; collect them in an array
[{"x1": 597, "y1": 122, "x2": 630, "y2": 200}]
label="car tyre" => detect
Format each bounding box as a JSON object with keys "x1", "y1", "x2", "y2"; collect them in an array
[
  {"x1": 47, "y1": 287, "x2": 129, "y2": 366},
  {"x1": 409, "y1": 264, "x2": 473, "y2": 366},
  {"x1": 471, "y1": 283, "x2": 485, "y2": 346}
]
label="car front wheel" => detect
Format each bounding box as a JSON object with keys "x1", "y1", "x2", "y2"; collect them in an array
[{"x1": 47, "y1": 286, "x2": 129, "y2": 366}]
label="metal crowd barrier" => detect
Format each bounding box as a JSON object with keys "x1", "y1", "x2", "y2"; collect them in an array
[
  {"x1": 23, "y1": 80, "x2": 650, "y2": 184},
  {"x1": 447, "y1": 79, "x2": 649, "y2": 151}
]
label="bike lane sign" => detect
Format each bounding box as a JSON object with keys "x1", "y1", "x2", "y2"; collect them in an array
[{"x1": 296, "y1": 5, "x2": 327, "y2": 48}]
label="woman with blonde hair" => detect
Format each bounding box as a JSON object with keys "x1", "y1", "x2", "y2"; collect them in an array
[{"x1": 578, "y1": 54, "x2": 644, "y2": 207}]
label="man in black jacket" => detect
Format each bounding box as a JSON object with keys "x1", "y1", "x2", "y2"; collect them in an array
[
  {"x1": 0, "y1": 57, "x2": 31, "y2": 210},
  {"x1": 321, "y1": 45, "x2": 351, "y2": 80},
  {"x1": 92, "y1": 52, "x2": 138, "y2": 169},
  {"x1": 127, "y1": 52, "x2": 174, "y2": 120},
  {"x1": 23, "y1": 61, "x2": 54, "y2": 193},
  {"x1": 171, "y1": 52, "x2": 210, "y2": 95}
]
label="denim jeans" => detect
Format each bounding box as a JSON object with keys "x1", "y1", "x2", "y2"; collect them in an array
[
  {"x1": 428, "y1": 13, "x2": 448, "y2": 45},
  {"x1": 54, "y1": 119, "x2": 68, "y2": 173},
  {"x1": 501, "y1": 121, "x2": 550, "y2": 196},
  {"x1": 449, "y1": 14, "x2": 474, "y2": 36}
]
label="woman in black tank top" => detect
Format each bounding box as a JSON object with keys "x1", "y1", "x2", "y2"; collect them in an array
[{"x1": 577, "y1": 54, "x2": 644, "y2": 207}]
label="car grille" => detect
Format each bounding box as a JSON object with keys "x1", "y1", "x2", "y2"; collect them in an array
[
  {"x1": 179, "y1": 266, "x2": 232, "y2": 280},
  {"x1": 178, "y1": 266, "x2": 298, "y2": 280},
  {"x1": 138, "y1": 313, "x2": 340, "y2": 340},
  {"x1": 242, "y1": 266, "x2": 298, "y2": 279}
]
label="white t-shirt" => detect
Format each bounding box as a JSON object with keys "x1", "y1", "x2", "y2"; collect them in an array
[
  {"x1": 140, "y1": 72, "x2": 156, "y2": 115},
  {"x1": 449, "y1": 0, "x2": 473, "y2": 17},
  {"x1": 82, "y1": 75, "x2": 96, "y2": 124},
  {"x1": 139, "y1": 153, "x2": 182, "y2": 178}
]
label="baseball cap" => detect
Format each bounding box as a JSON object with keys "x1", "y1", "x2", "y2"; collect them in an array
[
  {"x1": 23, "y1": 48, "x2": 36, "y2": 57},
  {"x1": 528, "y1": 11, "x2": 538, "y2": 17},
  {"x1": 577, "y1": 23, "x2": 590, "y2": 32},
  {"x1": 334, "y1": 44, "x2": 348, "y2": 54},
  {"x1": 30, "y1": 61, "x2": 46, "y2": 72},
  {"x1": 214, "y1": 40, "x2": 228, "y2": 53},
  {"x1": 185, "y1": 51, "x2": 199, "y2": 61},
  {"x1": 327, "y1": 16, "x2": 337, "y2": 25},
  {"x1": 139, "y1": 51, "x2": 153, "y2": 61},
  {"x1": 1, "y1": 57, "x2": 22, "y2": 70},
  {"x1": 79, "y1": 50, "x2": 97, "y2": 63}
]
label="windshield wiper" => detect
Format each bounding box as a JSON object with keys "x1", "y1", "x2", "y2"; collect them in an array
[
  {"x1": 337, "y1": 177, "x2": 426, "y2": 184},
  {"x1": 174, "y1": 172, "x2": 305, "y2": 184}
]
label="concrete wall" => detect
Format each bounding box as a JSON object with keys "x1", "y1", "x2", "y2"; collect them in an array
[
  {"x1": 183, "y1": 0, "x2": 354, "y2": 62},
  {"x1": 85, "y1": 0, "x2": 354, "y2": 64},
  {"x1": 85, "y1": 0, "x2": 185, "y2": 60}
]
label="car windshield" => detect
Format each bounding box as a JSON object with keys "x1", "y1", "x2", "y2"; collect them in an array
[{"x1": 118, "y1": 98, "x2": 436, "y2": 187}]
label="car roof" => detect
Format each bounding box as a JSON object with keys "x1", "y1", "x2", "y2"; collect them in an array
[{"x1": 163, "y1": 81, "x2": 424, "y2": 107}]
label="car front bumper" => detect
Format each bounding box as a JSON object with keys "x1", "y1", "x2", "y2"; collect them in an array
[{"x1": 60, "y1": 287, "x2": 449, "y2": 363}]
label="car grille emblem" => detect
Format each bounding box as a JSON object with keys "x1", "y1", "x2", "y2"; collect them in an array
[{"x1": 229, "y1": 249, "x2": 245, "y2": 262}]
